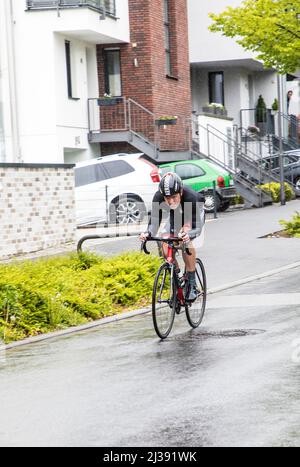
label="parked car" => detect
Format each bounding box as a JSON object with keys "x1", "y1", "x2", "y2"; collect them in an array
[
  {"x1": 260, "y1": 150, "x2": 300, "y2": 195},
  {"x1": 158, "y1": 159, "x2": 236, "y2": 212},
  {"x1": 75, "y1": 153, "x2": 160, "y2": 225}
]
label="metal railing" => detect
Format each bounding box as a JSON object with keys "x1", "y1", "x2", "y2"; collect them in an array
[
  {"x1": 240, "y1": 108, "x2": 300, "y2": 150},
  {"x1": 239, "y1": 126, "x2": 274, "y2": 160},
  {"x1": 88, "y1": 97, "x2": 192, "y2": 156},
  {"x1": 88, "y1": 97, "x2": 127, "y2": 134},
  {"x1": 27, "y1": 0, "x2": 116, "y2": 16},
  {"x1": 193, "y1": 121, "x2": 279, "y2": 206}
]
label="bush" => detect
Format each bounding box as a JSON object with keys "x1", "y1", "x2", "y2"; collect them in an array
[
  {"x1": 230, "y1": 194, "x2": 244, "y2": 206},
  {"x1": 258, "y1": 182, "x2": 295, "y2": 203},
  {"x1": 0, "y1": 252, "x2": 162, "y2": 343},
  {"x1": 279, "y1": 212, "x2": 300, "y2": 238}
]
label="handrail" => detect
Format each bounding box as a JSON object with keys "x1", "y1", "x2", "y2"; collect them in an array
[
  {"x1": 77, "y1": 231, "x2": 141, "y2": 253},
  {"x1": 128, "y1": 98, "x2": 155, "y2": 118},
  {"x1": 196, "y1": 123, "x2": 279, "y2": 187}
]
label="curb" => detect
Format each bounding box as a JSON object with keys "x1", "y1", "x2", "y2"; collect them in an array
[
  {"x1": 1, "y1": 261, "x2": 300, "y2": 352},
  {"x1": 207, "y1": 261, "x2": 300, "y2": 294}
]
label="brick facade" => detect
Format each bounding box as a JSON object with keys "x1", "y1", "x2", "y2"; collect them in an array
[
  {"x1": 0, "y1": 165, "x2": 76, "y2": 260},
  {"x1": 97, "y1": 0, "x2": 192, "y2": 155}
]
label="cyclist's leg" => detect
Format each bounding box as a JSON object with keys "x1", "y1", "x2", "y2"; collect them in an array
[
  {"x1": 182, "y1": 241, "x2": 196, "y2": 271},
  {"x1": 182, "y1": 241, "x2": 198, "y2": 301}
]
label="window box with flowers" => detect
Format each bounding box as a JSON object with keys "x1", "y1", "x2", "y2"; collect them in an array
[
  {"x1": 97, "y1": 94, "x2": 123, "y2": 106},
  {"x1": 202, "y1": 103, "x2": 227, "y2": 117},
  {"x1": 155, "y1": 116, "x2": 178, "y2": 126}
]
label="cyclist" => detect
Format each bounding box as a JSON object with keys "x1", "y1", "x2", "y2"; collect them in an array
[{"x1": 140, "y1": 172, "x2": 205, "y2": 301}]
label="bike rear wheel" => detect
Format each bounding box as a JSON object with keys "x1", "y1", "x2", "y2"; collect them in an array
[
  {"x1": 152, "y1": 263, "x2": 176, "y2": 339},
  {"x1": 185, "y1": 258, "x2": 207, "y2": 328}
]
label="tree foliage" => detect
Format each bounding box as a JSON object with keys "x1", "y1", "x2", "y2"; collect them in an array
[{"x1": 209, "y1": 0, "x2": 300, "y2": 73}]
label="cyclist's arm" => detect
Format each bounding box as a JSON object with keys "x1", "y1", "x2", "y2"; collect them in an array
[{"x1": 181, "y1": 191, "x2": 205, "y2": 240}]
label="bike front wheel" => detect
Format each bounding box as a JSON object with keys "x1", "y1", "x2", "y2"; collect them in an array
[
  {"x1": 152, "y1": 263, "x2": 176, "y2": 339},
  {"x1": 185, "y1": 258, "x2": 207, "y2": 328}
]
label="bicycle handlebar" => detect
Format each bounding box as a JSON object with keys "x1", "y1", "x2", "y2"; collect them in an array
[{"x1": 141, "y1": 236, "x2": 192, "y2": 256}]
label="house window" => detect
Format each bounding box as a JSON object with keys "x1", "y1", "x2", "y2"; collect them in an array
[
  {"x1": 65, "y1": 41, "x2": 73, "y2": 98},
  {"x1": 104, "y1": 49, "x2": 122, "y2": 97},
  {"x1": 164, "y1": 0, "x2": 172, "y2": 76},
  {"x1": 209, "y1": 72, "x2": 224, "y2": 105},
  {"x1": 65, "y1": 41, "x2": 79, "y2": 100}
]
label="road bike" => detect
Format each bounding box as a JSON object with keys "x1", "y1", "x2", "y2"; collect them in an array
[{"x1": 141, "y1": 236, "x2": 207, "y2": 339}]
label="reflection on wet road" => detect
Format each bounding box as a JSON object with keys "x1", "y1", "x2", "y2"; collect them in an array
[{"x1": 0, "y1": 268, "x2": 299, "y2": 447}]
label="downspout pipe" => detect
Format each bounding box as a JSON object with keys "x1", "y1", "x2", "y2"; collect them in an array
[{"x1": 4, "y1": 0, "x2": 22, "y2": 162}]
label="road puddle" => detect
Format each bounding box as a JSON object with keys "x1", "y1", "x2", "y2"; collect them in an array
[{"x1": 172, "y1": 329, "x2": 266, "y2": 341}]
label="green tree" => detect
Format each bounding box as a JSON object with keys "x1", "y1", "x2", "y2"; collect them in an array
[{"x1": 209, "y1": 0, "x2": 300, "y2": 73}]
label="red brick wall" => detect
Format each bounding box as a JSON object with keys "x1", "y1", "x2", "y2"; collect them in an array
[{"x1": 97, "y1": 0, "x2": 191, "y2": 152}]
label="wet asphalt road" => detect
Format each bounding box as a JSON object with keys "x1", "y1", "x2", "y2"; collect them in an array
[{"x1": 0, "y1": 267, "x2": 299, "y2": 447}]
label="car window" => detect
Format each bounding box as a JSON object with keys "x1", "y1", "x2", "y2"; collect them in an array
[
  {"x1": 102, "y1": 161, "x2": 135, "y2": 179},
  {"x1": 75, "y1": 164, "x2": 108, "y2": 188},
  {"x1": 175, "y1": 164, "x2": 205, "y2": 180}
]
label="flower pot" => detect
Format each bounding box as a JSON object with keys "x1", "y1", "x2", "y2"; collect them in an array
[
  {"x1": 202, "y1": 106, "x2": 227, "y2": 117},
  {"x1": 155, "y1": 118, "x2": 177, "y2": 126},
  {"x1": 97, "y1": 97, "x2": 122, "y2": 106}
]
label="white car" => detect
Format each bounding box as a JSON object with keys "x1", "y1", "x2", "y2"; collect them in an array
[{"x1": 75, "y1": 153, "x2": 161, "y2": 225}]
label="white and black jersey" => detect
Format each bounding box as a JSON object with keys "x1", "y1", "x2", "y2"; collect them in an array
[{"x1": 147, "y1": 186, "x2": 205, "y2": 238}]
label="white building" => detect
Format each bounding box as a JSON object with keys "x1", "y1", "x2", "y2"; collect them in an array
[
  {"x1": 188, "y1": 0, "x2": 294, "y2": 129},
  {"x1": 0, "y1": 0, "x2": 130, "y2": 164}
]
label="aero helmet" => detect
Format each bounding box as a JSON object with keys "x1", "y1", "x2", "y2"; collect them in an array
[{"x1": 159, "y1": 172, "x2": 183, "y2": 197}]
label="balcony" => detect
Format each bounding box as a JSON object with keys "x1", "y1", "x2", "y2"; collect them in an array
[
  {"x1": 26, "y1": 0, "x2": 130, "y2": 44},
  {"x1": 27, "y1": 1, "x2": 116, "y2": 18}
]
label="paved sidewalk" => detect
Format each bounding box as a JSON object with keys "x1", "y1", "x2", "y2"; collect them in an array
[{"x1": 200, "y1": 200, "x2": 300, "y2": 289}]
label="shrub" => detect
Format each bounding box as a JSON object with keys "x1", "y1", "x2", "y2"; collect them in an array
[
  {"x1": 0, "y1": 252, "x2": 162, "y2": 343},
  {"x1": 279, "y1": 212, "x2": 300, "y2": 238},
  {"x1": 230, "y1": 194, "x2": 244, "y2": 206},
  {"x1": 258, "y1": 182, "x2": 295, "y2": 203}
]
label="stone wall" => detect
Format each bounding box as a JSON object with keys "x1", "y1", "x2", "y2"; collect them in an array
[{"x1": 0, "y1": 164, "x2": 76, "y2": 260}]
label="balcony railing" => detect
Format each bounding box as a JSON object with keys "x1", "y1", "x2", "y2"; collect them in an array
[{"x1": 26, "y1": 0, "x2": 116, "y2": 17}]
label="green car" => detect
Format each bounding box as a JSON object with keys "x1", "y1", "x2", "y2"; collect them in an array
[{"x1": 159, "y1": 159, "x2": 236, "y2": 213}]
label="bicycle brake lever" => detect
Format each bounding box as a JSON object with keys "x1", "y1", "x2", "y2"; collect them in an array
[{"x1": 142, "y1": 241, "x2": 151, "y2": 255}]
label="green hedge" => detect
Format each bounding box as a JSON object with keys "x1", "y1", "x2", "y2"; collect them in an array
[
  {"x1": 0, "y1": 252, "x2": 162, "y2": 343},
  {"x1": 258, "y1": 182, "x2": 295, "y2": 203},
  {"x1": 279, "y1": 211, "x2": 300, "y2": 238}
]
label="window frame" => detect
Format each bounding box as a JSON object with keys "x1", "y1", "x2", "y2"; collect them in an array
[
  {"x1": 208, "y1": 71, "x2": 225, "y2": 106},
  {"x1": 65, "y1": 40, "x2": 80, "y2": 101},
  {"x1": 164, "y1": 0, "x2": 173, "y2": 77},
  {"x1": 103, "y1": 48, "x2": 122, "y2": 97}
]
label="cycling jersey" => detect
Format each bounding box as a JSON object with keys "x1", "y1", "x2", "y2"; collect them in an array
[{"x1": 147, "y1": 186, "x2": 205, "y2": 238}]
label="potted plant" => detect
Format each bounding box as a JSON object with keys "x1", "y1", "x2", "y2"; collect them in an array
[
  {"x1": 202, "y1": 103, "x2": 227, "y2": 117},
  {"x1": 155, "y1": 115, "x2": 178, "y2": 126},
  {"x1": 97, "y1": 94, "x2": 122, "y2": 106},
  {"x1": 271, "y1": 98, "x2": 279, "y2": 114},
  {"x1": 255, "y1": 95, "x2": 268, "y2": 136}
]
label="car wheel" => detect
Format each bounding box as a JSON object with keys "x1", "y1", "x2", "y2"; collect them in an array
[
  {"x1": 110, "y1": 195, "x2": 146, "y2": 225},
  {"x1": 204, "y1": 192, "x2": 221, "y2": 213}
]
